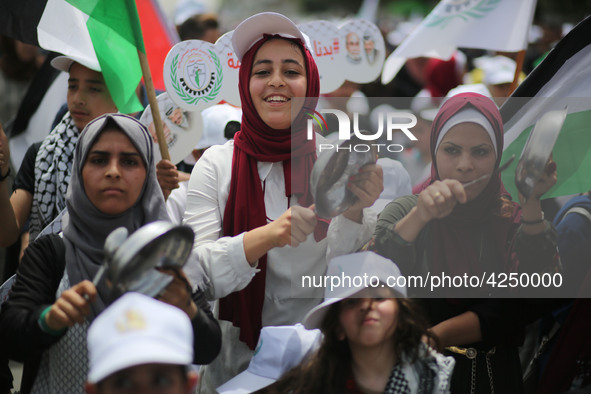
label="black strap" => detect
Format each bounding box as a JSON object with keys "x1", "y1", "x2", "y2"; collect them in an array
[{"x1": 47, "y1": 234, "x2": 66, "y2": 267}]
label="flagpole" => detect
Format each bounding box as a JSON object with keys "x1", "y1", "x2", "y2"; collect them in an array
[
  {"x1": 137, "y1": 49, "x2": 171, "y2": 161},
  {"x1": 509, "y1": 49, "x2": 526, "y2": 95}
]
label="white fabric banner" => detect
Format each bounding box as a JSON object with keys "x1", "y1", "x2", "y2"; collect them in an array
[
  {"x1": 37, "y1": 0, "x2": 100, "y2": 71},
  {"x1": 383, "y1": 0, "x2": 536, "y2": 83}
]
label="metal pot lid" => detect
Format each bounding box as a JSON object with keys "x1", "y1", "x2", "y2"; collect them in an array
[
  {"x1": 515, "y1": 107, "x2": 567, "y2": 200},
  {"x1": 106, "y1": 221, "x2": 194, "y2": 299},
  {"x1": 310, "y1": 134, "x2": 378, "y2": 218}
]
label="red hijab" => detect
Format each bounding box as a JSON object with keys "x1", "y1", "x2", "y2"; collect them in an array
[
  {"x1": 219, "y1": 35, "x2": 321, "y2": 349},
  {"x1": 425, "y1": 55, "x2": 462, "y2": 98},
  {"x1": 414, "y1": 93, "x2": 520, "y2": 276}
]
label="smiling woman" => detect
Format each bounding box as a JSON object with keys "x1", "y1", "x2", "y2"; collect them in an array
[
  {"x1": 182, "y1": 12, "x2": 384, "y2": 392},
  {"x1": 249, "y1": 39, "x2": 308, "y2": 130}
]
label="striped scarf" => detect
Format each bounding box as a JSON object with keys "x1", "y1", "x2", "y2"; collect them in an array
[{"x1": 30, "y1": 112, "x2": 78, "y2": 239}]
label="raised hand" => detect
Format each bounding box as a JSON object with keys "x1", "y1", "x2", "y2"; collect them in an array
[
  {"x1": 157, "y1": 267, "x2": 198, "y2": 319},
  {"x1": 45, "y1": 280, "x2": 97, "y2": 331},
  {"x1": 343, "y1": 163, "x2": 384, "y2": 223},
  {"x1": 266, "y1": 205, "x2": 318, "y2": 248},
  {"x1": 156, "y1": 159, "x2": 180, "y2": 200},
  {"x1": 416, "y1": 179, "x2": 467, "y2": 222}
]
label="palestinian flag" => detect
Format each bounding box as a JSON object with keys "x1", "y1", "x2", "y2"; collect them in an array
[
  {"x1": 0, "y1": 0, "x2": 152, "y2": 114},
  {"x1": 136, "y1": 0, "x2": 180, "y2": 91},
  {"x1": 500, "y1": 15, "x2": 591, "y2": 199}
]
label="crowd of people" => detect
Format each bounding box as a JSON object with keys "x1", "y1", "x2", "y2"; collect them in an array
[{"x1": 0, "y1": 5, "x2": 588, "y2": 394}]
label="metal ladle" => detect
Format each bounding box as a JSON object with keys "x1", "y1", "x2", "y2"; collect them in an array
[
  {"x1": 83, "y1": 227, "x2": 129, "y2": 300},
  {"x1": 463, "y1": 154, "x2": 516, "y2": 189}
]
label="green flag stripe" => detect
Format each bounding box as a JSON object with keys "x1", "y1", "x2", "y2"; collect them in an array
[
  {"x1": 502, "y1": 109, "x2": 591, "y2": 199},
  {"x1": 66, "y1": 0, "x2": 144, "y2": 114},
  {"x1": 124, "y1": 0, "x2": 146, "y2": 54},
  {"x1": 65, "y1": 0, "x2": 145, "y2": 52}
]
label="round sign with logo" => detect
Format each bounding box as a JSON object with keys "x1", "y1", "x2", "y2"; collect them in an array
[
  {"x1": 164, "y1": 40, "x2": 224, "y2": 111},
  {"x1": 299, "y1": 21, "x2": 346, "y2": 94},
  {"x1": 215, "y1": 32, "x2": 241, "y2": 107},
  {"x1": 139, "y1": 92, "x2": 204, "y2": 164},
  {"x1": 339, "y1": 19, "x2": 385, "y2": 84}
]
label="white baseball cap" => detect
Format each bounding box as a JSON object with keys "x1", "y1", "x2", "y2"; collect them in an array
[
  {"x1": 183, "y1": 104, "x2": 242, "y2": 165},
  {"x1": 474, "y1": 55, "x2": 516, "y2": 86},
  {"x1": 174, "y1": 0, "x2": 207, "y2": 26},
  {"x1": 445, "y1": 83, "x2": 492, "y2": 100},
  {"x1": 231, "y1": 12, "x2": 307, "y2": 61},
  {"x1": 217, "y1": 324, "x2": 321, "y2": 394},
  {"x1": 51, "y1": 55, "x2": 101, "y2": 73},
  {"x1": 303, "y1": 251, "x2": 406, "y2": 330},
  {"x1": 410, "y1": 90, "x2": 439, "y2": 122},
  {"x1": 86, "y1": 292, "x2": 193, "y2": 384}
]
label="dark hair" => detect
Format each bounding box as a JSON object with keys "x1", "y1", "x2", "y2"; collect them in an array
[
  {"x1": 275, "y1": 296, "x2": 435, "y2": 393},
  {"x1": 224, "y1": 120, "x2": 241, "y2": 139},
  {"x1": 177, "y1": 13, "x2": 219, "y2": 41},
  {"x1": 0, "y1": 37, "x2": 39, "y2": 80},
  {"x1": 96, "y1": 364, "x2": 189, "y2": 390}
]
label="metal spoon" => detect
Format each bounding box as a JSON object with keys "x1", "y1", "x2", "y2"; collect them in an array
[
  {"x1": 463, "y1": 154, "x2": 516, "y2": 189},
  {"x1": 83, "y1": 227, "x2": 129, "y2": 301}
]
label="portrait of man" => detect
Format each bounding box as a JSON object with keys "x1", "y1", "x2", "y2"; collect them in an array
[
  {"x1": 363, "y1": 33, "x2": 379, "y2": 65},
  {"x1": 166, "y1": 106, "x2": 190, "y2": 130},
  {"x1": 345, "y1": 32, "x2": 362, "y2": 65}
]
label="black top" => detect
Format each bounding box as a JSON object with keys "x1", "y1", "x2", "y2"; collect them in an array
[
  {"x1": 370, "y1": 195, "x2": 560, "y2": 394},
  {"x1": 13, "y1": 142, "x2": 41, "y2": 194},
  {"x1": 0, "y1": 234, "x2": 221, "y2": 393}
]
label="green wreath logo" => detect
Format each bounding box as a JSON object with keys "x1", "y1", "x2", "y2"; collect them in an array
[
  {"x1": 425, "y1": 0, "x2": 501, "y2": 29},
  {"x1": 170, "y1": 49, "x2": 223, "y2": 106}
]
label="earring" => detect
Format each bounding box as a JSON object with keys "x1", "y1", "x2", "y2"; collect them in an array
[{"x1": 336, "y1": 327, "x2": 346, "y2": 341}]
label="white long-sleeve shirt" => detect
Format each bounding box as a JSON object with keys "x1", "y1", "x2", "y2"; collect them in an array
[
  {"x1": 182, "y1": 139, "x2": 377, "y2": 390},
  {"x1": 183, "y1": 139, "x2": 377, "y2": 325}
]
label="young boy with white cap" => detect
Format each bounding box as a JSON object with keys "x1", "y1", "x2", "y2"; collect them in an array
[
  {"x1": 167, "y1": 103, "x2": 241, "y2": 224},
  {"x1": 85, "y1": 292, "x2": 198, "y2": 394}
]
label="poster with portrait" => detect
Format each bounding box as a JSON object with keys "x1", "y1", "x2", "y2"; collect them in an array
[
  {"x1": 299, "y1": 21, "x2": 346, "y2": 94},
  {"x1": 139, "y1": 92, "x2": 204, "y2": 164},
  {"x1": 339, "y1": 19, "x2": 385, "y2": 84},
  {"x1": 162, "y1": 19, "x2": 385, "y2": 110}
]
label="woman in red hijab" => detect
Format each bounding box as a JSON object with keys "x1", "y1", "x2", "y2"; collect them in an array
[
  {"x1": 183, "y1": 12, "x2": 383, "y2": 391},
  {"x1": 370, "y1": 93, "x2": 559, "y2": 393}
]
